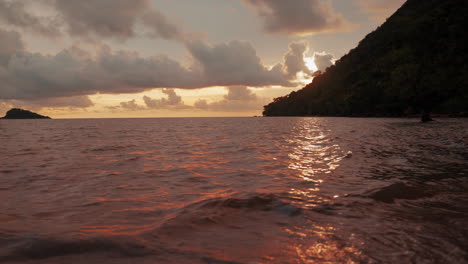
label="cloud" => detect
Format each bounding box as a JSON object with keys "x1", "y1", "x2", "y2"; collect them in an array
[
  {"x1": 186, "y1": 40, "x2": 288, "y2": 87},
  {"x1": 51, "y1": 0, "x2": 197, "y2": 41},
  {"x1": 120, "y1": 99, "x2": 145, "y2": 111},
  {"x1": 27, "y1": 96, "x2": 94, "y2": 108},
  {"x1": 141, "y1": 9, "x2": 186, "y2": 41},
  {"x1": 283, "y1": 42, "x2": 312, "y2": 79},
  {"x1": 0, "y1": 0, "x2": 191, "y2": 41},
  {"x1": 0, "y1": 28, "x2": 311, "y2": 102},
  {"x1": 0, "y1": 96, "x2": 93, "y2": 113},
  {"x1": 0, "y1": 29, "x2": 24, "y2": 63},
  {"x1": 52, "y1": 0, "x2": 146, "y2": 39},
  {"x1": 244, "y1": 0, "x2": 350, "y2": 36},
  {"x1": 143, "y1": 89, "x2": 187, "y2": 109},
  {"x1": 314, "y1": 52, "x2": 334, "y2": 72},
  {"x1": 0, "y1": 0, "x2": 61, "y2": 37},
  {"x1": 0, "y1": 39, "x2": 200, "y2": 100},
  {"x1": 109, "y1": 89, "x2": 189, "y2": 111},
  {"x1": 357, "y1": 0, "x2": 406, "y2": 19},
  {"x1": 194, "y1": 87, "x2": 261, "y2": 112},
  {"x1": 224, "y1": 86, "x2": 258, "y2": 101}
]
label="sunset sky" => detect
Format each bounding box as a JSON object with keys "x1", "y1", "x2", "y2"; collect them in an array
[{"x1": 0, "y1": 0, "x2": 405, "y2": 118}]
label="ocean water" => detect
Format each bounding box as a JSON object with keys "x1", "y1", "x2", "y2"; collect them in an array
[{"x1": 0, "y1": 117, "x2": 467, "y2": 264}]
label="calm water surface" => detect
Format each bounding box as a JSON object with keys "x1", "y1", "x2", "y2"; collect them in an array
[{"x1": 0, "y1": 117, "x2": 467, "y2": 263}]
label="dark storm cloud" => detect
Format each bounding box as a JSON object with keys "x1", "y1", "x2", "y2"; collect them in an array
[
  {"x1": 314, "y1": 52, "x2": 334, "y2": 71},
  {"x1": 283, "y1": 42, "x2": 312, "y2": 78},
  {"x1": 0, "y1": 0, "x2": 61, "y2": 37},
  {"x1": 244, "y1": 0, "x2": 349, "y2": 35}
]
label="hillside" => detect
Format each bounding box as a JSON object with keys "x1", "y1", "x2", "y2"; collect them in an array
[
  {"x1": 2, "y1": 108, "x2": 51, "y2": 119},
  {"x1": 263, "y1": 0, "x2": 468, "y2": 120}
]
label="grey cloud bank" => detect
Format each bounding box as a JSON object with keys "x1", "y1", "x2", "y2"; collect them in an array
[
  {"x1": 0, "y1": 0, "x2": 61, "y2": 37},
  {"x1": 244, "y1": 0, "x2": 350, "y2": 35},
  {"x1": 0, "y1": 28, "x2": 315, "y2": 103},
  {"x1": 0, "y1": 0, "x2": 189, "y2": 41}
]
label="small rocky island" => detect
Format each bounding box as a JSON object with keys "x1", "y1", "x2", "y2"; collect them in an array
[{"x1": 1, "y1": 108, "x2": 51, "y2": 119}]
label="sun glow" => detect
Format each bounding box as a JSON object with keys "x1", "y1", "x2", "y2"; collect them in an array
[{"x1": 304, "y1": 57, "x2": 318, "y2": 72}]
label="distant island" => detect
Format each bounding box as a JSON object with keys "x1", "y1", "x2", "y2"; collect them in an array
[
  {"x1": 263, "y1": 0, "x2": 468, "y2": 122},
  {"x1": 1, "y1": 108, "x2": 51, "y2": 119}
]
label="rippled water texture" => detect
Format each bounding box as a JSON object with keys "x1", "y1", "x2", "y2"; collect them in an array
[{"x1": 1, "y1": 117, "x2": 467, "y2": 263}]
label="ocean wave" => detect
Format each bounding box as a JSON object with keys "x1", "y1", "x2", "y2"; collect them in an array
[
  {"x1": 2, "y1": 118, "x2": 467, "y2": 263},
  {"x1": 148, "y1": 193, "x2": 302, "y2": 238},
  {"x1": 194, "y1": 193, "x2": 301, "y2": 216},
  {"x1": 0, "y1": 236, "x2": 152, "y2": 261},
  {"x1": 366, "y1": 182, "x2": 436, "y2": 203},
  {"x1": 84, "y1": 144, "x2": 136, "y2": 153}
]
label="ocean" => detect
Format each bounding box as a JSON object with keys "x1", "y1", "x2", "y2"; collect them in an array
[{"x1": 0, "y1": 117, "x2": 467, "y2": 263}]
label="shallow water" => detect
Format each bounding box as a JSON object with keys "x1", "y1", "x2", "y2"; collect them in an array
[{"x1": 0, "y1": 117, "x2": 467, "y2": 263}]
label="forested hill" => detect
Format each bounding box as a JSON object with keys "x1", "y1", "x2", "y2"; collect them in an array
[
  {"x1": 2, "y1": 108, "x2": 51, "y2": 119},
  {"x1": 263, "y1": 0, "x2": 468, "y2": 118}
]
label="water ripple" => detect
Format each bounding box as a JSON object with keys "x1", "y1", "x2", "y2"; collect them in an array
[{"x1": 0, "y1": 117, "x2": 467, "y2": 263}]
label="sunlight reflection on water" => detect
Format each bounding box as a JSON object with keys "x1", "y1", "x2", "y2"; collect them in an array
[
  {"x1": 286, "y1": 119, "x2": 347, "y2": 212},
  {"x1": 281, "y1": 119, "x2": 366, "y2": 263}
]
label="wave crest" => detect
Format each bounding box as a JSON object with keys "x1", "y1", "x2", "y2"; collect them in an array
[{"x1": 0, "y1": 237, "x2": 151, "y2": 261}]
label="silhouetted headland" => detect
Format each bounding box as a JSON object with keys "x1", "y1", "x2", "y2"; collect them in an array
[
  {"x1": 263, "y1": 0, "x2": 468, "y2": 122},
  {"x1": 2, "y1": 108, "x2": 51, "y2": 119}
]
